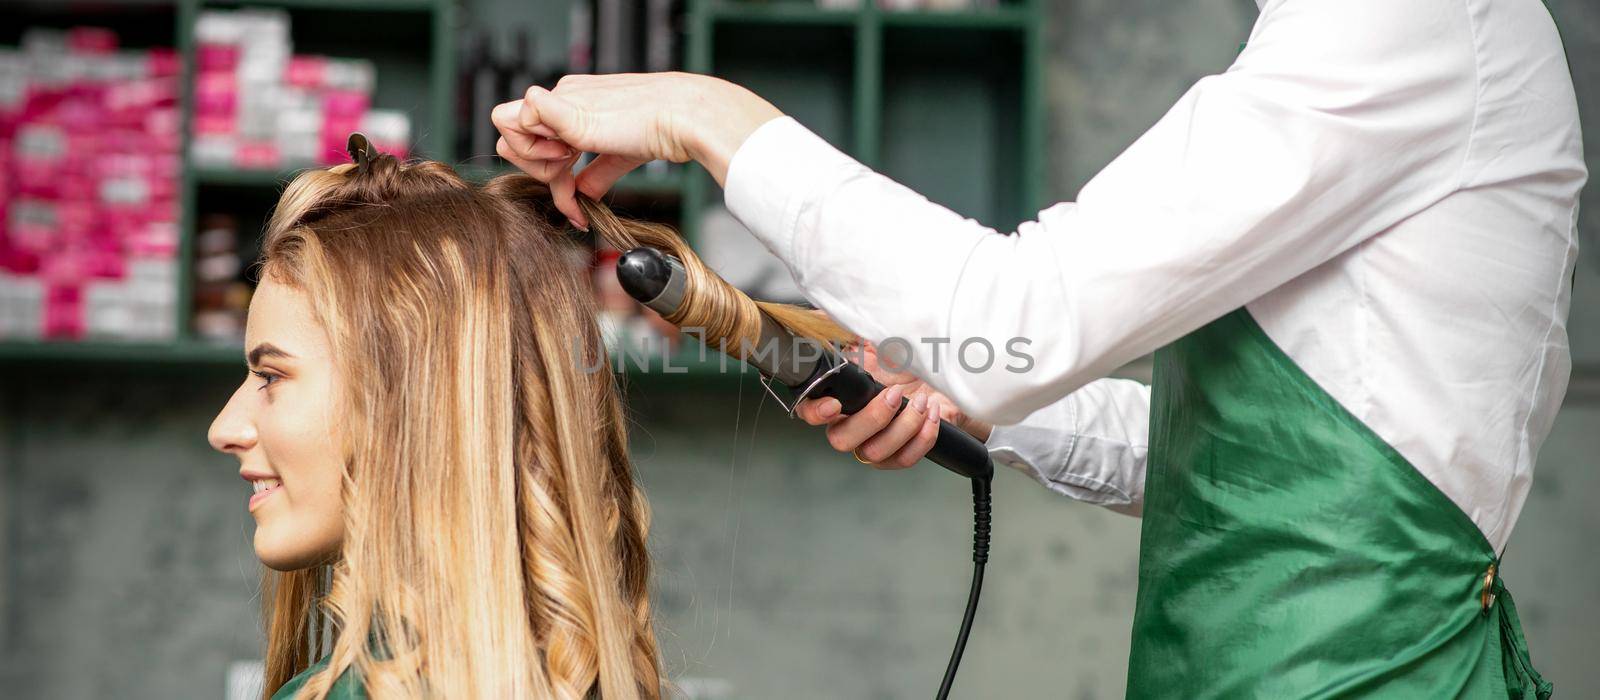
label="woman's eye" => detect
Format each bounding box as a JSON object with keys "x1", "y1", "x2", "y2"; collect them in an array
[{"x1": 251, "y1": 370, "x2": 280, "y2": 390}]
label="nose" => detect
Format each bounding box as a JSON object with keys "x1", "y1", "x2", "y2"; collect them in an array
[{"x1": 209, "y1": 380, "x2": 258, "y2": 454}]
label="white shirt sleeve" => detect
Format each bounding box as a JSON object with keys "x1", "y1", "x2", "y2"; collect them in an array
[
  {"x1": 986, "y1": 378, "x2": 1151, "y2": 516},
  {"x1": 722, "y1": 0, "x2": 1477, "y2": 426}
]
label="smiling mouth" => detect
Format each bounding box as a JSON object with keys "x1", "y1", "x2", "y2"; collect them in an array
[{"x1": 248, "y1": 478, "x2": 283, "y2": 511}]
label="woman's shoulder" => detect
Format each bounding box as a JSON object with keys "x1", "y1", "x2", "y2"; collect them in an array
[{"x1": 270, "y1": 657, "x2": 366, "y2": 700}]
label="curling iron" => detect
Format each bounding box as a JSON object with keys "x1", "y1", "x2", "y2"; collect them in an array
[{"x1": 616, "y1": 246, "x2": 993, "y2": 699}]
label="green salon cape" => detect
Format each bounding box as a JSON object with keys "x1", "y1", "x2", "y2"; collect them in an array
[
  {"x1": 270, "y1": 656, "x2": 364, "y2": 700},
  {"x1": 1126, "y1": 308, "x2": 1551, "y2": 698}
]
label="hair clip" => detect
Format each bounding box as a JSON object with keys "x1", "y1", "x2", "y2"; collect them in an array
[{"x1": 347, "y1": 132, "x2": 376, "y2": 174}]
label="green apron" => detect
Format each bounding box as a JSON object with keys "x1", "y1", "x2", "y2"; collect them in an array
[
  {"x1": 270, "y1": 656, "x2": 364, "y2": 700},
  {"x1": 1127, "y1": 308, "x2": 1552, "y2": 699}
]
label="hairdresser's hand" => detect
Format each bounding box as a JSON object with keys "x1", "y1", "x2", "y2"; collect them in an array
[
  {"x1": 492, "y1": 72, "x2": 782, "y2": 230},
  {"x1": 795, "y1": 343, "x2": 993, "y2": 470}
]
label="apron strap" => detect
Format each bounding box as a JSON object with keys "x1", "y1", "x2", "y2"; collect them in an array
[{"x1": 1492, "y1": 576, "x2": 1553, "y2": 700}]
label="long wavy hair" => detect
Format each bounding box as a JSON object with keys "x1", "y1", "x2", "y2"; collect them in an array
[{"x1": 254, "y1": 154, "x2": 853, "y2": 700}]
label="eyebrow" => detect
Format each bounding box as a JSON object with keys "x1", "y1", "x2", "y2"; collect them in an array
[{"x1": 247, "y1": 343, "x2": 295, "y2": 368}]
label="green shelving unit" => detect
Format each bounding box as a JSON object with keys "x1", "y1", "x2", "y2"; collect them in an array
[
  {"x1": 1, "y1": 0, "x2": 1046, "y2": 378},
  {"x1": 0, "y1": 338, "x2": 244, "y2": 365},
  {"x1": 680, "y1": 0, "x2": 1047, "y2": 246},
  {"x1": 200, "y1": 0, "x2": 442, "y2": 10}
]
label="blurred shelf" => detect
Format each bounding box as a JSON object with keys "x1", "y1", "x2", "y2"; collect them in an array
[
  {"x1": 193, "y1": 166, "x2": 298, "y2": 188},
  {"x1": 0, "y1": 339, "x2": 245, "y2": 366},
  {"x1": 687, "y1": 0, "x2": 1045, "y2": 240},
  {"x1": 10, "y1": 0, "x2": 174, "y2": 7},
  {"x1": 880, "y1": 6, "x2": 1031, "y2": 30},
  {"x1": 704, "y1": 3, "x2": 1031, "y2": 30},
  {"x1": 706, "y1": 3, "x2": 861, "y2": 25},
  {"x1": 3, "y1": 1, "x2": 177, "y2": 48},
  {"x1": 196, "y1": 0, "x2": 443, "y2": 12}
]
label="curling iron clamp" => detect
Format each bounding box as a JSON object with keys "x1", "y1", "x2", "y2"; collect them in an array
[{"x1": 616, "y1": 246, "x2": 993, "y2": 699}]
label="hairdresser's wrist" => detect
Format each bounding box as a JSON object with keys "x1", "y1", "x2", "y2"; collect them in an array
[
  {"x1": 968, "y1": 420, "x2": 994, "y2": 443},
  {"x1": 682, "y1": 77, "x2": 784, "y2": 188}
]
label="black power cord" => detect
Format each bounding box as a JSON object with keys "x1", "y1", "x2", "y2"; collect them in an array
[{"x1": 937, "y1": 475, "x2": 992, "y2": 700}]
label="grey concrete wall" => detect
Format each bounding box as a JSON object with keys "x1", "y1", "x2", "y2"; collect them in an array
[
  {"x1": 2, "y1": 1, "x2": 1597, "y2": 698},
  {"x1": 0, "y1": 373, "x2": 266, "y2": 698}
]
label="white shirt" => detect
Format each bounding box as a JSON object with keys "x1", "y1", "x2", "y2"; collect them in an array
[{"x1": 722, "y1": 0, "x2": 1585, "y2": 552}]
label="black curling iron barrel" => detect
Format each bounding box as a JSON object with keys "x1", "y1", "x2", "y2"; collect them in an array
[{"x1": 615, "y1": 246, "x2": 993, "y2": 481}]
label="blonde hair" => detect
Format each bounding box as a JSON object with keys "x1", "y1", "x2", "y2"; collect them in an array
[{"x1": 254, "y1": 156, "x2": 851, "y2": 700}]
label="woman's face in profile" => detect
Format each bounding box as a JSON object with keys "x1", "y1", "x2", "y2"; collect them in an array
[{"x1": 208, "y1": 276, "x2": 346, "y2": 571}]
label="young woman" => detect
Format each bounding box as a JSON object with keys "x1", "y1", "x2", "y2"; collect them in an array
[{"x1": 206, "y1": 155, "x2": 668, "y2": 699}]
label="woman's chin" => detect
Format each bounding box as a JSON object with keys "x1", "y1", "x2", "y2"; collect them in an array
[
  {"x1": 254, "y1": 525, "x2": 338, "y2": 571},
  {"x1": 257, "y1": 553, "x2": 304, "y2": 572},
  {"x1": 254, "y1": 538, "x2": 311, "y2": 571}
]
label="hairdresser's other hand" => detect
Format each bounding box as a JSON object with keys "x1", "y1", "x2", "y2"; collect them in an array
[
  {"x1": 492, "y1": 73, "x2": 782, "y2": 230},
  {"x1": 795, "y1": 343, "x2": 993, "y2": 470}
]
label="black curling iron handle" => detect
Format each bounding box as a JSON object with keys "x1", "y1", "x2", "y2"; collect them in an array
[{"x1": 808, "y1": 362, "x2": 994, "y2": 481}]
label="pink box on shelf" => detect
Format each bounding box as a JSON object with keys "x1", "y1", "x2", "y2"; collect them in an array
[
  {"x1": 42, "y1": 288, "x2": 84, "y2": 340},
  {"x1": 42, "y1": 249, "x2": 89, "y2": 286},
  {"x1": 321, "y1": 89, "x2": 369, "y2": 119},
  {"x1": 66, "y1": 27, "x2": 117, "y2": 54},
  {"x1": 1, "y1": 247, "x2": 41, "y2": 275},
  {"x1": 197, "y1": 43, "x2": 239, "y2": 73},
  {"x1": 126, "y1": 221, "x2": 179, "y2": 259},
  {"x1": 105, "y1": 77, "x2": 177, "y2": 115},
  {"x1": 144, "y1": 108, "x2": 183, "y2": 147},
  {"x1": 7, "y1": 208, "x2": 53, "y2": 255},
  {"x1": 147, "y1": 47, "x2": 181, "y2": 77},
  {"x1": 85, "y1": 249, "x2": 126, "y2": 280},
  {"x1": 11, "y1": 161, "x2": 62, "y2": 200},
  {"x1": 195, "y1": 113, "x2": 235, "y2": 136},
  {"x1": 286, "y1": 56, "x2": 327, "y2": 89},
  {"x1": 194, "y1": 71, "x2": 237, "y2": 116},
  {"x1": 55, "y1": 173, "x2": 98, "y2": 202}
]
